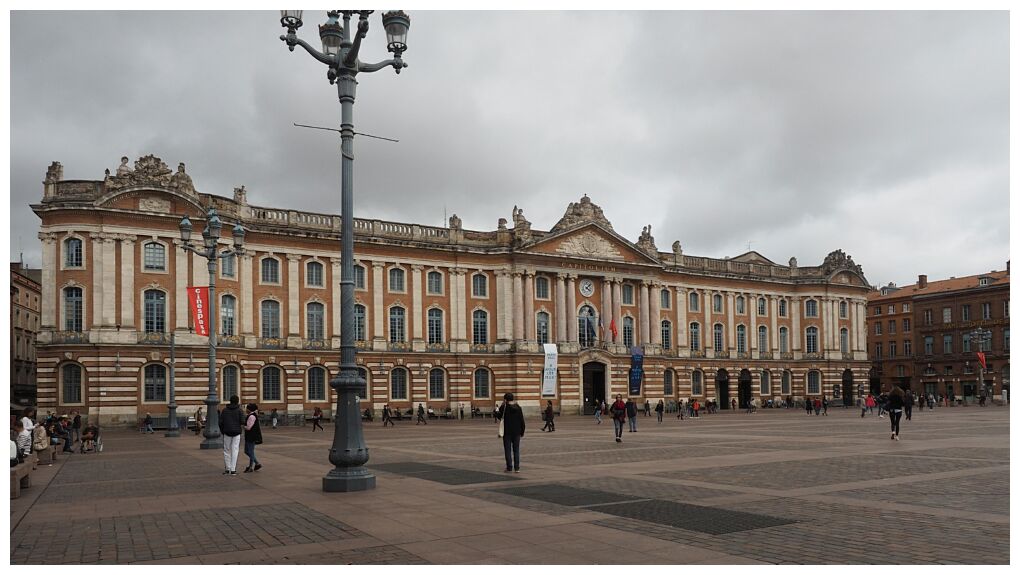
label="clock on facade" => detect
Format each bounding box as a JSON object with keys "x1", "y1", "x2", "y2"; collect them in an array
[{"x1": 579, "y1": 279, "x2": 595, "y2": 297}]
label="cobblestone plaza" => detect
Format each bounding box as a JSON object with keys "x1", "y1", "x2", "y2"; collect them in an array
[{"x1": 10, "y1": 406, "x2": 1009, "y2": 565}]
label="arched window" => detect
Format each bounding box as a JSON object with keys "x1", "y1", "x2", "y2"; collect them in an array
[
  {"x1": 64, "y1": 237, "x2": 83, "y2": 268},
  {"x1": 64, "y1": 287, "x2": 83, "y2": 332},
  {"x1": 390, "y1": 368, "x2": 408, "y2": 400},
  {"x1": 689, "y1": 291, "x2": 700, "y2": 311},
  {"x1": 472, "y1": 309, "x2": 488, "y2": 345},
  {"x1": 713, "y1": 294, "x2": 723, "y2": 313},
  {"x1": 472, "y1": 273, "x2": 488, "y2": 297},
  {"x1": 805, "y1": 326, "x2": 819, "y2": 354},
  {"x1": 660, "y1": 289, "x2": 671, "y2": 309},
  {"x1": 779, "y1": 299, "x2": 788, "y2": 317},
  {"x1": 143, "y1": 290, "x2": 166, "y2": 333},
  {"x1": 307, "y1": 302, "x2": 325, "y2": 340},
  {"x1": 779, "y1": 326, "x2": 789, "y2": 353},
  {"x1": 691, "y1": 370, "x2": 704, "y2": 396},
  {"x1": 805, "y1": 299, "x2": 819, "y2": 317},
  {"x1": 758, "y1": 325, "x2": 768, "y2": 353},
  {"x1": 622, "y1": 284, "x2": 634, "y2": 305},
  {"x1": 221, "y1": 295, "x2": 236, "y2": 336},
  {"x1": 429, "y1": 368, "x2": 446, "y2": 400},
  {"x1": 736, "y1": 296, "x2": 745, "y2": 314},
  {"x1": 389, "y1": 306, "x2": 406, "y2": 343},
  {"x1": 358, "y1": 368, "x2": 370, "y2": 401},
  {"x1": 781, "y1": 370, "x2": 792, "y2": 395},
  {"x1": 389, "y1": 268, "x2": 405, "y2": 292},
  {"x1": 427, "y1": 308, "x2": 444, "y2": 344},
  {"x1": 713, "y1": 323, "x2": 724, "y2": 351},
  {"x1": 222, "y1": 365, "x2": 239, "y2": 401},
  {"x1": 839, "y1": 300, "x2": 848, "y2": 318},
  {"x1": 62, "y1": 363, "x2": 83, "y2": 404},
  {"x1": 474, "y1": 368, "x2": 491, "y2": 399},
  {"x1": 760, "y1": 371, "x2": 771, "y2": 395},
  {"x1": 261, "y1": 257, "x2": 280, "y2": 283},
  {"x1": 143, "y1": 364, "x2": 167, "y2": 402},
  {"x1": 840, "y1": 328, "x2": 849, "y2": 354},
  {"x1": 261, "y1": 300, "x2": 281, "y2": 338},
  {"x1": 736, "y1": 325, "x2": 747, "y2": 353},
  {"x1": 689, "y1": 322, "x2": 701, "y2": 351},
  {"x1": 535, "y1": 276, "x2": 550, "y2": 299},
  {"x1": 427, "y1": 271, "x2": 443, "y2": 295},
  {"x1": 663, "y1": 369, "x2": 674, "y2": 396},
  {"x1": 807, "y1": 370, "x2": 821, "y2": 395},
  {"x1": 262, "y1": 366, "x2": 282, "y2": 401},
  {"x1": 757, "y1": 297, "x2": 767, "y2": 316},
  {"x1": 661, "y1": 320, "x2": 672, "y2": 349},
  {"x1": 622, "y1": 317, "x2": 634, "y2": 347},
  {"x1": 306, "y1": 261, "x2": 324, "y2": 287},
  {"x1": 354, "y1": 304, "x2": 366, "y2": 341},
  {"x1": 578, "y1": 305, "x2": 596, "y2": 347},
  {"x1": 308, "y1": 366, "x2": 327, "y2": 401},
  {"x1": 143, "y1": 242, "x2": 166, "y2": 271},
  {"x1": 353, "y1": 264, "x2": 366, "y2": 289},
  {"x1": 537, "y1": 311, "x2": 550, "y2": 345}
]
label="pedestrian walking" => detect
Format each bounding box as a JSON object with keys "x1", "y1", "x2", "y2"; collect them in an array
[
  {"x1": 593, "y1": 400, "x2": 602, "y2": 424},
  {"x1": 71, "y1": 411, "x2": 81, "y2": 445},
  {"x1": 243, "y1": 403, "x2": 263, "y2": 473},
  {"x1": 692, "y1": 399, "x2": 700, "y2": 418},
  {"x1": 677, "y1": 399, "x2": 685, "y2": 420},
  {"x1": 643, "y1": 400, "x2": 651, "y2": 417},
  {"x1": 416, "y1": 403, "x2": 428, "y2": 425},
  {"x1": 382, "y1": 404, "x2": 395, "y2": 427},
  {"x1": 865, "y1": 394, "x2": 876, "y2": 414},
  {"x1": 887, "y1": 386, "x2": 905, "y2": 441},
  {"x1": 877, "y1": 393, "x2": 888, "y2": 418},
  {"x1": 311, "y1": 407, "x2": 324, "y2": 431},
  {"x1": 143, "y1": 412, "x2": 155, "y2": 433},
  {"x1": 655, "y1": 399, "x2": 664, "y2": 423},
  {"x1": 813, "y1": 398, "x2": 821, "y2": 416},
  {"x1": 904, "y1": 391, "x2": 914, "y2": 421},
  {"x1": 822, "y1": 397, "x2": 828, "y2": 416},
  {"x1": 541, "y1": 400, "x2": 555, "y2": 432},
  {"x1": 625, "y1": 397, "x2": 638, "y2": 432},
  {"x1": 195, "y1": 407, "x2": 205, "y2": 435},
  {"x1": 220, "y1": 395, "x2": 245, "y2": 475},
  {"x1": 609, "y1": 395, "x2": 627, "y2": 442},
  {"x1": 270, "y1": 408, "x2": 279, "y2": 429},
  {"x1": 495, "y1": 393, "x2": 525, "y2": 473}
]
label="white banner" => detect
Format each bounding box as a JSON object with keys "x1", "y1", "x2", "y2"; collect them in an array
[{"x1": 542, "y1": 343, "x2": 558, "y2": 396}]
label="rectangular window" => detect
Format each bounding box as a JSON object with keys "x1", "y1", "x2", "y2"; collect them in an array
[
  {"x1": 427, "y1": 272, "x2": 443, "y2": 295},
  {"x1": 875, "y1": 323, "x2": 882, "y2": 336},
  {"x1": 779, "y1": 329, "x2": 789, "y2": 353},
  {"x1": 874, "y1": 344, "x2": 882, "y2": 359},
  {"x1": 62, "y1": 365, "x2": 82, "y2": 404},
  {"x1": 904, "y1": 340, "x2": 912, "y2": 356},
  {"x1": 759, "y1": 372, "x2": 770, "y2": 396},
  {"x1": 924, "y1": 336, "x2": 934, "y2": 355},
  {"x1": 307, "y1": 262, "x2": 324, "y2": 287},
  {"x1": 144, "y1": 365, "x2": 167, "y2": 402},
  {"x1": 221, "y1": 254, "x2": 236, "y2": 278},
  {"x1": 622, "y1": 318, "x2": 634, "y2": 348},
  {"x1": 689, "y1": 292, "x2": 700, "y2": 312},
  {"x1": 390, "y1": 370, "x2": 408, "y2": 400},
  {"x1": 308, "y1": 369, "x2": 326, "y2": 401},
  {"x1": 428, "y1": 371, "x2": 445, "y2": 400},
  {"x1": 390, "y1": 308, "x2": 406, "y2": 343},
  {"x1": 691, "y1": 371, "x2": 703, "y2": 396},
  {"x1": 779, "y1": 300, "x2": 787, "y2": 317},
  {"x1": 923, "y1": 310, "x2": 932, "y2": 325},
  {"x1": 887, "y1": 305, "x2": 894, "y2": 314},
  {"x1": 535, "y1": 277, "x2": 549, "y2": 299},
  {"x1": 874, "y1": 306, "x2": 882, "y2": 315},
  {"x1": 354, "y1": 305, "x2": 366, "y2": 341},
  {"x1": 982, "y1": 303, "x2": 992, "y2": 320},
  {"x1": 390, "y1": 269, "x2": 405, "y2": 292},
  {"x1": 143, "y1": 243, "x2": 166, "y2": 271},
  {"x1": 902, "y1": 303, "x2": 910, "y2": 313},
  {"x1": 943, "y1": 334, "x2": 953, "y2": 354},
  {"x1": 1005, "y1": 300, "x2": 1009, "y2": 318},
  {"x1": 427, "y1": 310, "x2": 443, "y2": 344},
  {"x1": 354, "y1": 265, "x2": 366, "y2": 289},
  {"x1": 889, "y1": 342, "x2": 896, "y2": 357},
  {"x1": 689, "y1": 323, "x2": 700, "y2": 351},
  {"x1": 307, "y1": 304, "x2": 325, "y2": 340},
  {"x1": 942, "y1": 307, "x2": 952, "y2": 323},
  {"x1": 261, "y1": 259, "x2": 280, "y2": 284},
  {"x1": 888, "y1": 320, "x2": 896, "y2": 334},
  {"x1": 903, "y1": 318, "x2": 911, "y2": 332},
  {"x1": 781, "y1": 371, "x2": 791, "y2": 395},
  {"x1": 805, "y1": 300, "x2": 818, "y2": 317},
  {"x1": 222, "y1": 366, "x2": 239, "y2": 401},
  {"x1": 961, "y1": 305, "x2": 971, "y2": 321},
  {"x1": 261, "y1": 302, "x2": 280, "y2": 338},
  {"x1": 537, "y1": 313, "x2": 549, "y2": 345},
  {"x1": 472, "y1": 274, "x2": 487, "y2": 298},
  {"x1": 65, "y1": 238, "x2": 83, "y2": 268},
  {"x1": 623, "y1": 284, "x2": 635, "y2": 305},
  {"x1": 660, "y1": 290, "x2": 671, "y2": 310},
  {"x1": 473, "y1": 370, "x2": 490, "y2": 399},
  {"x1": 262, "y1": 369, "x2": 281, "y2": 401}
]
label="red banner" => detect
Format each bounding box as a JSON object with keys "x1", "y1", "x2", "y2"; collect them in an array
[
  {"x1": 976, "y1": 351, "x2": 987, "y2": 369},
  {"x1": 188, "y1": 286, "x2": 210, "y2": 336}
]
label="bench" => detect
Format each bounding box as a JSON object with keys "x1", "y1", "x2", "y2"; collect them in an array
[
  {"x1": 471, "y1": 408, "x2": 493, "y2": 418},
  {"x1": 11, "y1": 454, "x2": 37, "y2": 498}
]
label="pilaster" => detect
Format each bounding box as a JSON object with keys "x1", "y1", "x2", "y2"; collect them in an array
[
  {"x1": 39, "y1": 233, "x2": 57, "y2": 329},
  {"x1": 411, "y1": 265, "x2": 424, "y2": 351},
  {"x1": 555, "y1": 274, "x2": 567, "y2": 343},
  {"x1": 120, "y1": 236, "x2": 136, "y2": 328},
  {"x1": 372, "y1": 262, "x2": 385, "y2": 348},
  {"x1": 286, "y1": 253, "x2": 301, "y2": 338}
]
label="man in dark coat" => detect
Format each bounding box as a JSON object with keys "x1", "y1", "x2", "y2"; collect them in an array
[
  {"x1": 496, "y1": 393, "x2": 525, "y2": 472},
  {"x1": 220, "y1": 395, "x2": 246, "y2": 475},
  {"x1": 625, "y1": 398, "x2": 639, "y2": 433}
]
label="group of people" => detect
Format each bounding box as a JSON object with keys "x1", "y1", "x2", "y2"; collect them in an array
[
  {"x1": 10, "y1": 408, "x2": 100, "y2": 466},
  {"x1": 218, "y1": 396, "x2": 263, "y2": 475}
]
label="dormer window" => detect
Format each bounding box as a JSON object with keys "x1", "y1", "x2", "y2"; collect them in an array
[{"x1": 979, "y1": 277, "x2": 990, "y2": 287}]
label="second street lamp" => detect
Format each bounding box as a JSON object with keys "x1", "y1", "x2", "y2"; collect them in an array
[
  {"x1": 179, "y1": 208, "x2": 245, "y2": 449},
  {"x1": 279, "y1": 9, "x2": 409, "y2": 492}
]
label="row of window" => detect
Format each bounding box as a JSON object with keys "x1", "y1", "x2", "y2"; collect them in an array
[
  {"x1": 873, "y1": 303, "x2": 912, "y2": 315},
  {"x1": 57, "y1": 363, "x2": 495, "y2": 405},
  {"x1": 921, "y1": 302, "x2": 1008, "y2": 325},
  {"x1": 874, "y1": 318, "x2": 912, "y2": 335},
  {"x1": 916, "y1": 330, "x2": 1008, "y2": 356},
  {"x1": 669, "y1": 369, "x2": 823, "y2": 396}
]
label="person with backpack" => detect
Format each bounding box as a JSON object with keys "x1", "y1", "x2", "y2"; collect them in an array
[
  {"x1": 243, "y1": 403, "x2": 263, "y2": 473},
  {"x1": 220, "y1": 395, "x2": 246, "y2": 475},
  {"x1": 887, "y1": 386, "x2": 906, "y2": 441},
  {"x1": 610, "y1": 395, "x2": 627, "y2": 443}
]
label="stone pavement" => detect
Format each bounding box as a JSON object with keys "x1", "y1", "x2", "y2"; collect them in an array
[{"x1": 9, "y1": 405, "x2": 1010, "y2": 564}]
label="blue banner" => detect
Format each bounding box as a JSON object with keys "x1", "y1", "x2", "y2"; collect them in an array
[{"x1": 628, "y1": 368, "x2": 643, "y2": 396}]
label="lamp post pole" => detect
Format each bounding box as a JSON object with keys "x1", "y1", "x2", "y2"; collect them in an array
[
  {"x1": 279, "y1": 9, "x2": 410, "y2": 492},
  {"x1": 166, "y1": 332, "x2": 179, "y2": 437},
  {"x1": 970, "y1": 328, "x2": 992, "y2": 405},
  {"x1": 179, "y1": 209, "x2": 245, "y2": 449}
]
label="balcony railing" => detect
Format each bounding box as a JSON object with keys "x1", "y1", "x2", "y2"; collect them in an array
[
  {"x1": 138, "y1": 332, "x2": 172, "y2": 345},
  {"x1": 52, "y1": 331, "x2": 88, "y2": 344},
  {"x1": 303, "y1": 338, "x2": 328, "y2": 350},
  {"x1": 689, "y1": 349, "x2": 705, "y2": 358},
  {"x1": 219, "y1": 335, "x2": 244, "y2": 348},
  {"x1": 780, "y1": 352, "x2": 794, "y2": 360},
  {"x1": 713, "y1": 350, "x2": 730, "y2": 359},
  {"x1": 758, "y1": 352, "x2": 773, "y2": 360},
  {"x1": 258, "y1": 337, "x2": 287, "y2": 349},
  {"x1": 425, "y1": 342, "x2": 450, "y2": 352},
  {"x1": 388, "y1": 342, "x2": 412, "y2": 352},
  {"x1": 470, "y1": 344, "x2": 493, "y2": 353}
]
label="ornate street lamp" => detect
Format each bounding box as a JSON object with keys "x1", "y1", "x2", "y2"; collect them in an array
[
  {"x1": 970, "y1": 327, "x2": 993, "y2": 404},
  {"x1": 278, "y1": 9, "x2": 409, "y2": 492},
  {"x1": 179, "y1": 208, "x2": 245, "y2": 449}
]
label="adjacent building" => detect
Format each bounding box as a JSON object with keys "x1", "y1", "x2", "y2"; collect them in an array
[
  {"x1": 11, "y1": 261, "x2": 42, "y2": 407},
  {"x1": 868, "y1": 268, "x2": 1010, "y2": 402},
  {"x1": 33, "y1": 155, "x2": 874, "y2": 425}
]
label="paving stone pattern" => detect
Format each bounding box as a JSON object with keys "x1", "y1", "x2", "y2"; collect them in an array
[
  {"x1": 11, "y1": 504, "x2": 363, "y2": 564},
  {"x1": 370, "y1": 462, "x2": 521, "y2": 485},
  {"x1": 492, "y1": 484, "x2": 640, "y2": 507},
  {"x1": 259, "y1": 545, "x2": 430, "y2": 565},
  {"x1": 593, "y1": 499, "x2": 796, "y2": 535},
  {"x1": 828, "y1": 471, "x2": 1010, "y2": 514}
]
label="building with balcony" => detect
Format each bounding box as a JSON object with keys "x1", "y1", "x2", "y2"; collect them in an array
[
  {"x1": 868, "y1": 268, "x2": 1010, "y2": 402},
  {"x1": 11, "y1": 261, "x2": 42, "y2": 408},
  {"x1": 33, "y1": 155, "x2": 874, "y2": 425}
]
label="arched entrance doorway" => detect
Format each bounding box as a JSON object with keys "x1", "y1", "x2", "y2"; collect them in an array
[
  {"x1": 716, "y1": 369, "x2": 730, "y2": 409},
  {"x1": 842, "y1": 369, "x2": 854, "y2": 407},
  {"x1": 738, "y1": 369, "x2": 752, "y2": 409},
  {"x1": 582, "y1": 361, "x2": 607, "y2": 415}
]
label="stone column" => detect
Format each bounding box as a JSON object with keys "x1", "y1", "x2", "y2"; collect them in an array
[
  {"x1": 101, "y1": 237, "x2": 117, "y2": 326},
  {"x1": 566, "y1": 275, "x2": 577, "y2": 342},
  {"x1": 502, "y1": 270, "x2": 515, "y2": 342},
  {"x1": 676, "y1": 287, "x2": 687, "y2": 348},
  {"x1": 39, "y1": 233, "x2": 57, "y2": 329},
  {"x1": 853, "y1": 301, "x2": 863, "y2": 352},
  {"x1": 411, "y1": 265, "x2": 424, "y2": 349},
  {"x1": 638, "y1": 281, "x2": 650, "y2": 345},
  {"x1": 240, "y1": 254, "x2": 254, "y2": 336},
  {"x1": 555, "y1": 274, "x2": 567, "y2": 343},
  {"x1": 726, "y1": 292, "x2": 736, "y2": 352},
  {"x1": 372, "y1": 262, "x2": 385, "y2": 347},
  {"x1": 174, "y1": 241, "x2": 189, "y2": 331},
  {"x1": 524, "y1": 272, "x2": 535, "y2": 343},
  {"x1": 120, "y1": 236, "x2": 136, "y2": 328},
  {"x1": 749, "y1": 293, "x2": 757, "y2": 353},
  {"x1": 512, "y1": 272, "x2": 524, "y2": 341},
  {"x1": 286, "y1": 254, "x2": 301, "y2": 338},
  {"x1": 770, "y1": 296, "x2": 779, "y2": 352},
  {"x1": 91, "y1": 235, "x2": 105, "y2": 330},
  {"x1": 330, "y1": 258, "x2": 342, "y2": 338},
  {"x1": 612, "y1": 279, "x2": 623, "y2": 343},
  {"x1": 792, "y1": 297, "x2": 802, "y2": 351},
  {"x1": 649, "y1": 282, "x2": 661, "y2": 346},
  {"x1": 601, "y1": 279, "x2": 612, "y2": 342},
  {"x1": 704, "y1": 289, "x2": 712, "y2": 352},
  {"x1": 450, "y1": 268, "x2": 462, "y2": 341},
  {"x1": 494, "y1": 271, "x2": 507, "y2": 341}
]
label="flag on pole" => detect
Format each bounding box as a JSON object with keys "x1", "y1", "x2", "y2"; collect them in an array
[
  {"x1": 586, "y1": 316, "x2": 597, "y2": 342},
  {"x1": 598, "y1": 316, "x2": 605, "y2": 339},
  {"x1": 609, "y1": 317, "x2": 618, "y2": 341},
  {"x1": 977, "y1": 351, "x2": 987, "y2": 369}
]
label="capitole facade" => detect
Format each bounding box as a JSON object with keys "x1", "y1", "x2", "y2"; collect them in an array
[{"x1": 33, "y1": 155, "x2": 873, "y2": 425}]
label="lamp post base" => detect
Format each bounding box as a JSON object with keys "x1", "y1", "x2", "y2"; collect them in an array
[
  {"x1": 199, "y1": 438, "x2": 223, "y2": 450},
  {"x1": 165, "y1": 430, "x2": 180, "y2": 438},
  {"x1": 323, "y1": 466, "x2": 376, "y2": 492}
]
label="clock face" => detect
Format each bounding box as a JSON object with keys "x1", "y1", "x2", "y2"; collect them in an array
[{"x1": 579, "y1": 279, "x2": 595, "y2": 297}]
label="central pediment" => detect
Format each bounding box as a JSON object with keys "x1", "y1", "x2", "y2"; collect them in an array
[{"x1": 523, "y1": 223, "x2": 660, "y2": 264}]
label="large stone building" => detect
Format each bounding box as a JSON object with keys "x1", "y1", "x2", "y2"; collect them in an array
[
  {"x1": 868, "y1": 268, "x2": 1010, "y2": 402},
  {"x1": 33, "y1": 155, "x2": 873, "y2": 425},
  {"x1": 11, "y1": 261, "x2": 42, "y2": 407}
]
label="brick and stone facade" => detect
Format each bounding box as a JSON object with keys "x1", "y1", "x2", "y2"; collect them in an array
[
  {"x1": 33, "y1": 155, "x2": 874, "y2": 426},
  {"x1": 11, "y1": 262, "x2": 42, "y2": 407}
]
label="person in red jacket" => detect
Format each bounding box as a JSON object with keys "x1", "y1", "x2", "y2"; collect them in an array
[{"x1": 609, "y1": 394, "x2": 627, "y2": 443}]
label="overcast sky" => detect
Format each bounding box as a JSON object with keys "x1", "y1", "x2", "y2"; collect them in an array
[{"x1": 9, "y1": 10, "x2": 1010, "y2": 288}]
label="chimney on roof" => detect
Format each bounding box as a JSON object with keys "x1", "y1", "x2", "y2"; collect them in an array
[{"x1": 918, "y1": 275, "x2": 928, "y2": 289}]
